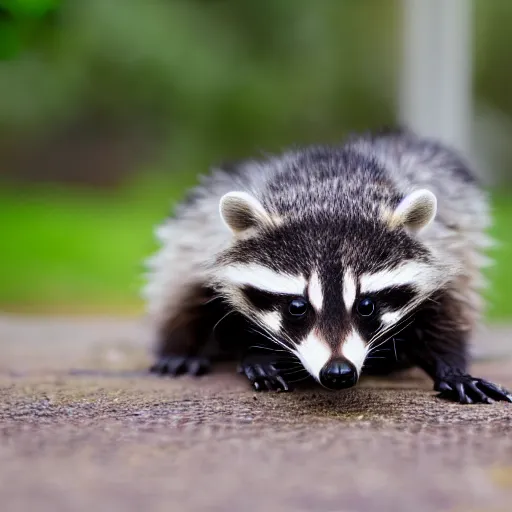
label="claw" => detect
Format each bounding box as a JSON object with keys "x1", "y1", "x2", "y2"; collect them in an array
[
  {"x1": 187, "y1": 358, "x2": 209, "y2": 376},
  {"x1": 454, "y1": 382, "x2": 469, "y2": 404},
  {"x1": 168, "y1": 357, "x2": 188, "y2": 376},
  {"x1": 435, "y1": 373, "x2": 511, "y2": 404},
  {"x1": 467, "y1": 381, "x2": 494, "y2": 404},
  {"x1": 240, "y1": 360, "x2": 292, "y2": 392},
  {"x1": 276, "y1": 375, "x2": 290, "y2": 392},
  {"x1": 477, "y1": 380, "x2": 512, "y2": 403},
  {"x1": 149, "y1": 355, "x2": 211, "y2": 377},
  {"x1": 435, "y1": 381, "x2": 453, "y2": 393},
  {"x1": 263, "y1": 379, "x2": 274, "y2": 391}
]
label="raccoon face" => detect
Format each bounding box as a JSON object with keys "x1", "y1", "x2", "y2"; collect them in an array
[{"x1": 214, "y1": 189, "x2": 440, "y2": 390}]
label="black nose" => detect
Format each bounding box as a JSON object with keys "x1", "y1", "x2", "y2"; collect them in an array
[{"x1": 319, "y1": 359, "x2": 358, "y2": 390}]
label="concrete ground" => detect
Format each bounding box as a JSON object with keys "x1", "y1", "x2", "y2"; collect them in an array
[{"x1": 1, "y1": 315, "x2": 512, "y2": 512}]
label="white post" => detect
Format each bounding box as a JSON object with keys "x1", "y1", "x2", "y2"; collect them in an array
[{"x1": 399, "y1": 0, "x2": 473, "y2": 156}]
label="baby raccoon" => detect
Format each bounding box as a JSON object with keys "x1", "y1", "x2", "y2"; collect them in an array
[{"x1": 143, "y1": 128, "x2": 512, "y2": 404}]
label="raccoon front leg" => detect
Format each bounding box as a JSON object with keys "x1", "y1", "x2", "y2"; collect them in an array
[
  {"x1": 148, "y1": 284, "x2": 222, "y2": 377},
  {"x1": 150, "y1": 324, "x2": 212, "y2": 377},
  {"x1": 403, "y1": 307, "x2": 512, "y2": 404},
  {"x1": 150, "y1": 318, "x2": 212, "y2": 377},
  {"x1": 418, "y1": 353, "x2": 511, "y2": 404}
]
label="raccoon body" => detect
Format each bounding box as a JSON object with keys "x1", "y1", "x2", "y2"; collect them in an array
[{"x1": 144, "y1": 128, "x2": 512, "y2": 404}]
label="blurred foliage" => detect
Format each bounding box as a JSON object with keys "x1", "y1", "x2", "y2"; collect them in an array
[
  {"x1": 1, "y1": 0, "x2": 512, "y2": 318},
  {"x1": 474, "y1": 0, "x2": 512, "y2": 116},
  {"x1": 0, "y1": 0, "x2": 58, "y2": 58},
  {"x1": 0, "y1": 175, "x2": 181, "y2": 314},
  {"x1": 0, "y1": 0, "x2": 399, "y2": 170}
]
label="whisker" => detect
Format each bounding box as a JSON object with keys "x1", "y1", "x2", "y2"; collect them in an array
[
  {"x1": 367, "y1": 308, "x2": 417, "y2": 350},
  {"x1": 366, "y1": 291, "x2": 431, "y2": 348},
  {"x1": 282, "y1": 367, "x2": 308, "y2": 376},
  {"x1": 252, "y1": 320, "x2": 291, "y2": 353},
  {"x1": 368, "y1": 326, "x2": 407, "y2": 355},
  {"x1": 286, "y1": 374, "x2": 312, "y2": 384},
  {"x1": 367, "y1": 319, "x2": 413, "y2": 356},
  {"x1": 248, "y1": 325, "x2": 289, "y2": 351},
  {"x1": 265, "y1": 323, "x2": 299, "y2": 353},
  {"x1": 249, "y1": 328, "x2": 288, "y2": 343},
  {"x1": 275, "y1": 360, "x2": 303, "y2": 367},
  {"x1": 246, "y1": 343, "x2": 289, "y2": 353},
  {"x1": 212, "y1": 310, "x2": 234, "y2": 336},
  {"x1": 201, "y1": 295, "x2": 223, "y2": 306}
]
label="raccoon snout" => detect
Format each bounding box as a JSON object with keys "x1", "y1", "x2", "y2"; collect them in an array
[{"x1": 319, "y1": 358, "x2": 358, "y2": 390}]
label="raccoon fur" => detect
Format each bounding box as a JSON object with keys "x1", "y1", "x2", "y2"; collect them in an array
[{"x1": 143, "y1": 128, "x2": 512, "y2": 404}]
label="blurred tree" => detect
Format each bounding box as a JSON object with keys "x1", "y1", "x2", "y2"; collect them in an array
[
  {"x1": 0, "y1": 0, "x2": 511, "y2": 186},
  {"x1": 0, "y1": 0, "x2": 399, "y2": 186},
  {"x1": 0, "y1": 0, "x2": 59, "y2": 59}
]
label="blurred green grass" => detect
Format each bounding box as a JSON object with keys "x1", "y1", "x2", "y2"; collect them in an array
[
  {"x1": 1, "y1": 179, "x2": 512, "y2": 321},
  {"x1": 0, "y1": 173, "x2": 196, "y2": 314}
]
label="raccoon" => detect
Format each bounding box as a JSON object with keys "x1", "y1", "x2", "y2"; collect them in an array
[{"x1": 143, "y1": 128, "x2": 512, "y2": 404}]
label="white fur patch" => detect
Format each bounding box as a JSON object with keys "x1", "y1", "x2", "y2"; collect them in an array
[
  {"x1": 259, "y1": 311, "x2": 282, "y2": 333},
  {"x1": 217, "y1": 264, "x2": 306, "y2": 295},
  {"x1": 293, "y1": 332, "x2": 332, "y2": 382},
  {"x1": 308, "y1": 272, "x2": 323, "y2": 311},
  {"x1": 154, "y1": 223, "x2": 171, "y2": 243},
  {"x1": 360, "y1": 261, "x2": 436, "y2": 295},
  {"x1": 341, "y1": 329, "x2": 367, "y2": 376},
  {"x1": 380, "y1": 310, "x2": 404, "y2": 326},
  {"x1": 342, "y1": 269, "x2": 357, "y2": 312}
]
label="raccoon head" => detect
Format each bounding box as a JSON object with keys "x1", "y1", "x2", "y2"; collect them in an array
[{"x1": 214, "y1": 188, "x2": 444, "y2": 390}]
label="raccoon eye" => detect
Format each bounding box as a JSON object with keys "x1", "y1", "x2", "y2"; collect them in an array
[
  {"x1": 287, "y1": 298, "x2": 309, "y2": 318},
  {"x1": 357, "y1": 297, "x2": 375, "y2": 317}
]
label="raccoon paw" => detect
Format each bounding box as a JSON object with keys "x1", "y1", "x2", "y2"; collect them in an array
[
  {"x1": 239, "y1": 361, "x2": 291, "y2": 392},
  {"x1": 150, "y1": 355, "x2": 211, "y2": 377},
  {"x1": 434, "y1": 374, "x2": 512, "y2": 404}
]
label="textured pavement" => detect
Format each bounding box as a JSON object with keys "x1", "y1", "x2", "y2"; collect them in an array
[{"x1": 1, "y1": 314, "x2": 512, "y2": 512}]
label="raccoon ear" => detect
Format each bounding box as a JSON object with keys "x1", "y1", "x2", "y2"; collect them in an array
[
  {"x1": 219, "y1": 191, "x2": 273, "y2": 235},
  {"x1": 391, "y1": 189, "x2": 437, "y2": 233}
]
